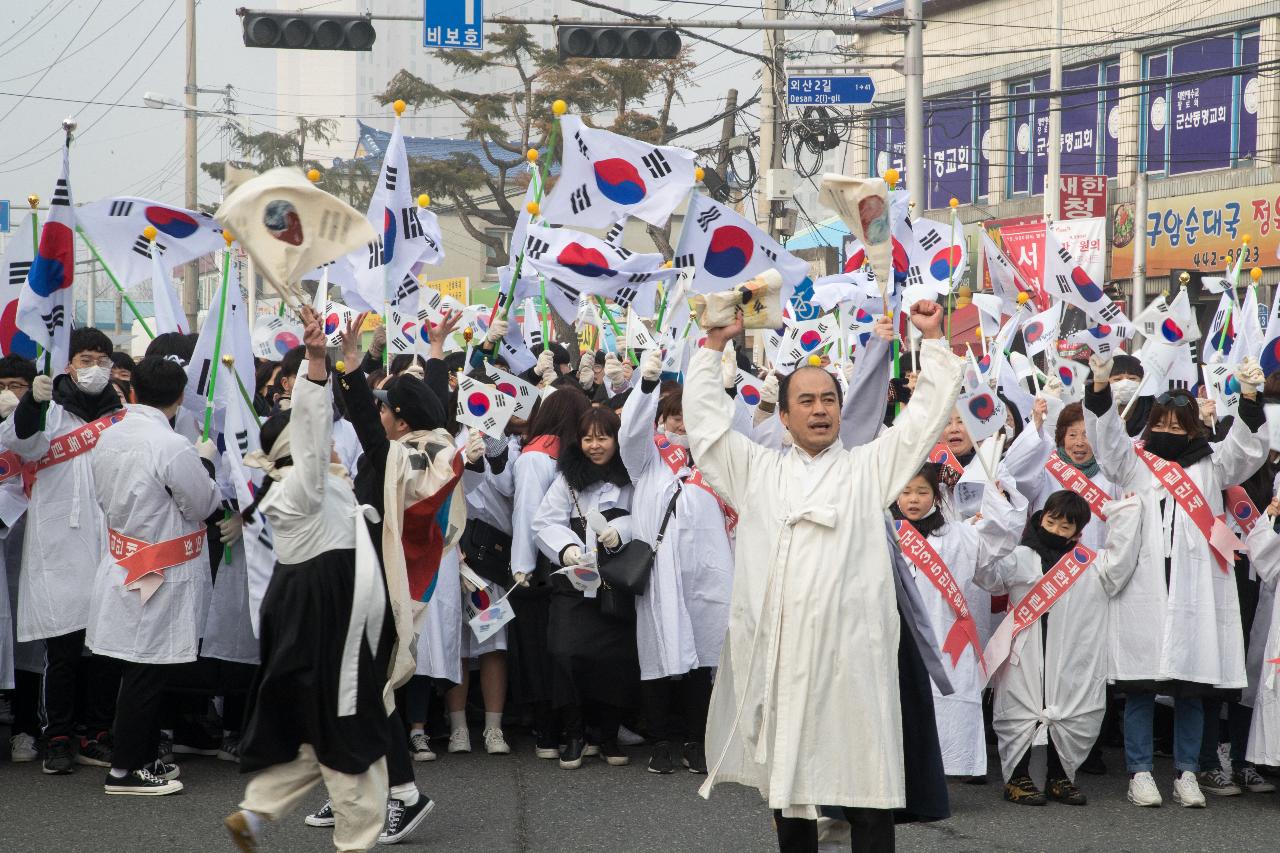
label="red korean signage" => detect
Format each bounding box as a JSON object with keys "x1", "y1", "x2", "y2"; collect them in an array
[{"x1": 1059, "y1": 174, "x2": 1108, "y2": 220}]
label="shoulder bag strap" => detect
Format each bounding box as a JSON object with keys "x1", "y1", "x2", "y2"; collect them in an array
[{"x1": 654, "y1": 483, "x2": 682, "y2": 548}]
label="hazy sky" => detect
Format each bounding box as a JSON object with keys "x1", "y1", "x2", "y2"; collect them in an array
[{"x1": 0, "y1": 0, "x2": 796, "y2": 213}]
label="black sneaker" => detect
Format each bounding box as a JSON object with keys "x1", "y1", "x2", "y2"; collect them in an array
[
  {"x1": 156, "y1": 734, "x2": 174, "y2": 764},
  {"x1": 379, "y1": 794, "x2": 435, "y2": 844},
  {"x1": 598, "y1": 738, "x2": 629, "y2": 767},
  {"x1": 43, "y1": 736, "x2": 74, "y2": 775},
  {"x1": 149, "y1": 759, "x2": 180, "y2": 781},
  {"x1": 217, "y1": 734, "x2": 241, "y2": 763},
  {"x1": 1003, "y1": 775, "x2": 1047, "y2": 806},
  {"x1": 103, "y1": 766, "x2": 184, "y2": 796},
  {"x1": 1047, "y1": 777, "x2": 1088, "y2": 805},
  {"x1": 304, "y1": 800, "x2": 335, "y2": 827},
  {"x1": 683, "y1": 741, "x2": 707, "y2": 774},
  {"x1": 76, "y1": 731, "x2": 113, "y2": 767},
  {"x1": 559, "y1": 736, "x2": 585, "y2": 770},
  {"x1": 647, "y1": 741, "x2": 675, "y2": 774},
  {"x1": 534, "y1": 729, "x2": 560, "y2": 760}
]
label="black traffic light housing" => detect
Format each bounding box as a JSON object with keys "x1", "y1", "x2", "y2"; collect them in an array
[
  {"x1": 238, "y1": 8, "x2": 376, "y2": 51},
  {"x1": 557, "y1": 25, "x2": 681, "y2": 60}
]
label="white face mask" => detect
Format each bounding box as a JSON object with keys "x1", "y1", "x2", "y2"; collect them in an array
[
  {"x1": 74, "y1": 365, "x2": 111, "y2": 395},
  {"x1": 0, "y1": 389, "x2": 17, "y2": 413},
  {"x1": 662, "y1": 430, "x2": 690, "y2": 448},
  {"x1": 1111, "y1": 377, "x2": 1139, "y2": 406}
]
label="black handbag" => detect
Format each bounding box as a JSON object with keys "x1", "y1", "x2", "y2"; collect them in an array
[
  {"x1": 598, "y1": 485, "x2": 681, "y2": 596},
  {"x1": 459, "y1": 518, "x2": 514, "y2": 587}
]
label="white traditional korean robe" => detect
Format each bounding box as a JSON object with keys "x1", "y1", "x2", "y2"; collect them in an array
[
  {"x1": 685, "y1": 337, "x2": 963, "y2": 815},
  {"x1": 1245, "y1": 520, "x2": 1280, "y2": 766},
  {"x1": 86, "y1": 404, "x2": 221, "y2": 664}
]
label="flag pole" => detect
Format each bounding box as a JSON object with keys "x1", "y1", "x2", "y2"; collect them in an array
[
  {"x1": 595, "y1": 296, "x2": 636, "y2": 365},
  {"x1": 26, "y1": 195, "x2": 49, "y2": 431},
  {"x1": 537, "y1": 276, "x2": 551, "y2": 345},
  {"x1": 201, "y1": 233, "x2": 235, "y2": 441},
  {"x1": 75, "y1": 227, "x2": 155, "y2": 340},
  {"x1": 945, "y1": 198, "x2": 960, "y2": 343},
  {"x1": 222, "y1": 354, "x2": 262, "y2": 428}
]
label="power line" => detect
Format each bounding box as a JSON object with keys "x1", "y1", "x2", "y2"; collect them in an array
[
  {"x1": 0, "y1": 0, "x2": 106, "y2": 128},
  {"x1": 0, "y1": 0, "x2": 152, "y2": 85}
]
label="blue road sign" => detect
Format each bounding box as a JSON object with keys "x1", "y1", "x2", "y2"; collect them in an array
[
  {"x1": 786, "y1": 76, "x2": 876, "y2": 106},
  {"x1": 424, "y1": 0, "x2": 484, "y2": 51},
  {"x1": 0, "y1": 200, "x2": 8, "y2": 233}
]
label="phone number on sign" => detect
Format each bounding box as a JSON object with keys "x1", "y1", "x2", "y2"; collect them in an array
[{"x1": 1191, "y1": 245, "x2": 1261, "y2": 269}]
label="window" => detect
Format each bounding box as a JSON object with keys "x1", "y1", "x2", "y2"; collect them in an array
[
  {"x1": 484, "y1": 227, "x2": 509, "y2": 280},
  {"x1": 1007, "y1": 61, "x2": 1119, "y2": 198},
  {"x1": 1141, "y1": 30, "x2": 1259, "y2": 175},
  {"x1": 868, "y1": 90, "x2": 990, "y2": 209}
]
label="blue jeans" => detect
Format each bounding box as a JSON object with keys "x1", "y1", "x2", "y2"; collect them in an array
[{"x1": 1124, "y1": 692, "x2": 1203, "y2": 774}]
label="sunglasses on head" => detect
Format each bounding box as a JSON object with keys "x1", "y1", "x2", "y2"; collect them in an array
[{"x1": 1155, "y1": 391, "x2": 1195, "y2": 408}]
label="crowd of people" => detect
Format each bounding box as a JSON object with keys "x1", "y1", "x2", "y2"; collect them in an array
[{"x1": 2, "y1": 294, "x2": 1280, "y2": 853}]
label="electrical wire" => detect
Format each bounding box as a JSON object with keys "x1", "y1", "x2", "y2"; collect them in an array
[{"x1": 0, "y1": 0, "x2": 106, "y2": 128}]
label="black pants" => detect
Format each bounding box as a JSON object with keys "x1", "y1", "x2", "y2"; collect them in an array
[
  {"x1": 1011, "y1": 738, "x2": 1067, "y2": 782},
  {"x1": 112, "y1": 661, "x2": 175, "y2": 771},
  {"x1": 386, "y1": 707, "x2": 415, "y2": 788},
  {"x1": 43, "y1": 630, "x2": 118, "y2": 740},
  {"x1": 562, "y1": 700, "x2": 623, "y2": 743},
  {"x1": 9, "y1": 669, "x2": 42, "y2": 736},
  {"x1": 640, "y1": 667, "x2": 713, "y2": 743},
  {"x1": 773, "y1": 808, "x2": 895, "y2": 853}
]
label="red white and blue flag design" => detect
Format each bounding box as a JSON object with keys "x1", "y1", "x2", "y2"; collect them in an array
[
  {"x1": 520, "y1": 223, "x2": 672, "y2": 322},
  {"x1": 18, "y1": 146, "x2": 75, "y2": 366},
  {"x1": 483, "y1": 361, "x2": 538, "y2": 420},
  {"x1": 77, "y1": 196, "x2": 223, "y2": 290},
  {"x1": 1044, "y1": 228, "x2": 1129, "y2": 327},
  {"x1": 1020, "y1": 302, "x2": 1061, "y2": 360},
  {"x1": 1065, "y1": 322, "x2": 1133, "y2": 357},
  {"x1": 539, "y1": 115, "x2": 697, "y2": 229},
  {"x1": 148, "y1": 247, "x2": 188, "y2": 335},
  {"x1": 1202, "y1": 293, "x2": 1237, "y2": 365},
  {"x1": 1257, "y1": 284, "x2": 1280, "y2": 377},
  {"x1": 455, "y1": 374, "x2": 515, "y2": 438},
  {"x1": 0, "y1": 212, "x2": 39, "y2": 359},
  {"x1": 901, "y1": 217, "x2": 966, "y2": 295},
  {"x1": 956, "y1": 383, "x2": 1007, "y2": 443},
  {"x1": 674, "y1": 194, "x2": 809, "y2": 302}
]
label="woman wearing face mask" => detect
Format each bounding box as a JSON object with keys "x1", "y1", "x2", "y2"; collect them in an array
[
  {"x1": 531, "y1": 406, "x2": 636, "y2": 770},
  {"x1": 939, "y1": 410, "x2": 1016, "y2": 519},
  {"x1": 1084, "y1": 354, "x2": 1268, "y2": 809},
  {"x1": 617, "y1": 349, "x2": 734, "y2": 776},
  {"x1": 890, "y1": 463, "x2": 1026, "y2": 782}
]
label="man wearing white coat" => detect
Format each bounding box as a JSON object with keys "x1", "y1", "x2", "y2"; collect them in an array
[
  {"x1": 87, "y1": 356, "x2": 222, "y2": 794},
  {"x1": 684, "y1": 300, "x2": 962, "y2": 853}
]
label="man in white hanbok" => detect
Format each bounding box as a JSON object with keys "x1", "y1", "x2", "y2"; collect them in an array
[{"x1": 685, "y1": 301, "x2": 963, "y2": 853}]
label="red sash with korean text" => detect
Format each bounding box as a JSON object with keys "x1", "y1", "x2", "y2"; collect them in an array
[
  {"x1": 109, "y1": 527, "x2": 207, "y2": 603},
  {"x1": 1138, "y1": 451, "x2": 1241, "y2": 573},
  {"x1": 981, "y1": 543, "x2": 1097, "y2": 685},
  {"x1": 1045, "y1": 453, "x2": 1110, "y2": 521},
  {"x1": 0, "y1": 411, "x2": 125, "y2": 484},
  {"x1": 654, "y1": 435, "x2": 739, "y2": 535},
  {"x1": 893, "y1": 519, "x2": 985, "y2": 672}
]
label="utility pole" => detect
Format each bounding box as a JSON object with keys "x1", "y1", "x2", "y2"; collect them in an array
[
  {"x1": 184, "y1": 0, "x2": 199, "y2": 330},
  {"x1": 1045, "y1": 0, "x2": 1063, "y2": 221},
  {"x1": 757, "y1": 0, "x2": 784, "y2": 231},
  {"x1": 1132, "y1": 173, "x2": 1148, "y2": 344},
  {"x1": 714, "y1": 88, "x2": 739, "y2": 182},
  {"x1": 903, "y1": 0, "x2": 925, "y2": 209}
]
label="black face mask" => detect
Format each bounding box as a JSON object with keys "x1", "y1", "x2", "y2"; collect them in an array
[
  {"x1": 1032, "y1": 524, "x2": 1076, "y2": 555},
  {"x1": 1144, "y1": 430, "x2": 1190, "y2": 462}
]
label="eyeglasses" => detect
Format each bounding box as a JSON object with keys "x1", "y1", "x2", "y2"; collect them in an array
[
  {"x1": 70, "y1": 355, "x2": 113, "y2": 370},
  {"x1": 1155, "y1": 391, "x2": 1195, "y2": 408},
  {"x1": 0, "y1": 381, "x2": 29, "y2": 393}
]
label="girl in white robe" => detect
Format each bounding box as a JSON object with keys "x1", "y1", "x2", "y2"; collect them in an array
[
  {"x1": 1084, "y1": 356, "x2": 1267, "y2": 808},
  {"x1": 619, "y1": 350, "x2": 733, "y2": 775},
  {"x1": 976, "y1": 490, "x2": 1142, "y2": 806},
  {"x1": 891, "y1": 463, "x2": 1026, "y2": 779},
  {"x1": 1245, "y1": 497, "x2": 1280, "y2": 767}
]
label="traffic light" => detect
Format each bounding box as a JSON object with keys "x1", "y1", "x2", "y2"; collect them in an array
[
  {"x1": 238, "y1": 10, "x2": 377, "y2": 51},
  {"x1": 556, "y1": 25, "x2": 681, "y2": 60}
]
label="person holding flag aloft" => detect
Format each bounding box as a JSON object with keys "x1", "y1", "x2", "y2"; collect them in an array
[
  {"x1": 1084, "y1": 353, "x2": 1267, "y2": 808},
  {"x1": 975, "y1": 488, "x2": 1143, "y2": 806},
  {"x1": 890, "y1": 462, "x2": 1026, "y2": 782}
]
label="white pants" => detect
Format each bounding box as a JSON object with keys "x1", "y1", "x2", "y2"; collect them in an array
[{"x1": 240, "y1": 744, "x2": 388, "y2": 852}]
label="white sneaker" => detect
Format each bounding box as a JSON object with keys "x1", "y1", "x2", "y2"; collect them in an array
[
  {"x1": 409, "y1": 732, "x2": 436, "y2": 762},
  {"x1": 1173, "y1": 770, "x2": 1207, "y2": 807},
  {"x1": 1127, "y1": 771, "x2": 1163, "y2": 807},
  {"x1": 9, "y1": 732, "x2": 37, "y2": 762},
  {"x1": 447, "y1": 728, "x2": 471, "y2": 754},
  {"x1": 483, "y1": 728, "x2": 510, "y2": 755}
]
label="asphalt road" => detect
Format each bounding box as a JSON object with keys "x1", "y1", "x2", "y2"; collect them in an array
[{"x1": 1, "y1": 734, "x2": 1277, "y2": 852}]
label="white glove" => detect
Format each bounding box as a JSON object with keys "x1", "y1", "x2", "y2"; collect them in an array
[
  {"x1": 485, "y1": 318, "x2": 508, "y2": 345},
  {"x1": 1089, "y1": 354, "x2": 1113, "y2": 384},
  {"x1": 1041, "y1": 376, "x2": 1064, "y2": 400},
  {"x1": 597, "y1": 526, "x2": 621, "y2": 549},
  {"x1": 721, "y1": 341, "x2": 737, "y2": 390},
  {"x1": 841, "y1": 360, "x2": 855, "y2": 383},
  {"x1": 640, "y1": 348, "x2": 663, "y2": 382},
  {"x1": 759, "y1": 371, "x2": 779, "y2": 406},
  {"x1": 460, "y1": 572, "x2": 478, "y2": 594},
  {"x1": 0, "y1": 390, "x2": 18, "y2": 419},
  {"x1": 32, "y1": 374, "x2": 52, "y2": 403},
  {"x1": 577, "y1": 356, "x2": 595, "y2": 388},
  {"x1": 513, "y1": 571, "x2": 530, "y2": 587},
  {"x1": 1238, "y1": 356, "x2": 1265, "y2": 393},
  {"x1": 217, "y1": 512, "x2": 243, "y2": 546},
  {"x1": 604, "y1": 352, "x2": 627, "y2": 387},
  {"x1": 196, "y1": 438, "x2": 218, "y2": 463},
  {"x1": 562, "y1": 545, "x2": 583, "y2": 567},
  {"x1": 464, "y1": 429, "x2": 485, "y2": 463},
  {"x1": 535, "y1": 350, "x2": 556, "y2": 383}
]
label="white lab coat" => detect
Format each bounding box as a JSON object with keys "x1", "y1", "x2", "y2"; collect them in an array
[
  {"x1": 975, "y1": 494, "x2": 1142, "y2": 782},
  {"x1": 685, "y1": 338, "x2": 963, "y2": 815},
  {"x1": 1245, "y1": 521, "x2": 1280, "y2": 766},
  {"x1": 532, "y1": 477, "x2": 634, "y2": 565},
  {"x1": 511, "y1": 448, "x2": 558, "y2": 576},
  {"x1": 1002, "y1": 424, "x2": 1118, "y2": 554},
  {"x1": 1086, "y1": 401, "x2": 1264, "y2": 688},
  {"x1": 905, "y1": 485, "x2": 1025, "y2": 777},
  {"x1": 86, "y1": 404, "x2": 221, "y2": 664},
  {"x1": 201, "y1": 539, "x2": 261, "y2": 665},
  {"x1": 620, "y1": 381, "x2": 733, "y2": 680},
  {"x1": 0, "y1": 403, "x2": 116, "y2": 641},
  {"x1": 415, "y1": 546, "x2": 462, "y2": 683}
]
